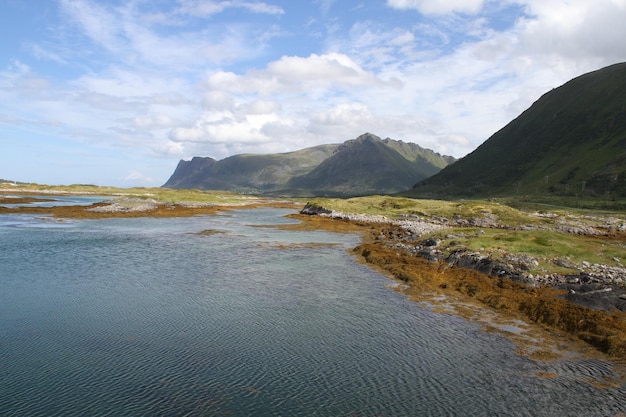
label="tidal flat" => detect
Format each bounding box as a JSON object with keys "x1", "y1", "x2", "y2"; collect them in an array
[
  {"x1": 2, "y1": 185, "x2": 626, "y2": 414},
  {"x1": 2, "y1": 186, "x2": 626, "y2": 362}
]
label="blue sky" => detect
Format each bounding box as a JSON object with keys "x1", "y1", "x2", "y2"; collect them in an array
[{"x1": 2, "y1": 0, "x2": 626, "y2": 187}]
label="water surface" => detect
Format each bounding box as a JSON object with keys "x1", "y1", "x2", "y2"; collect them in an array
[
  {"x1": 0, "y1": 194, "x2": 109, "y2": 208},
  {"x1": 1, "y1": 208, "x2": 624, "y2": 416}
]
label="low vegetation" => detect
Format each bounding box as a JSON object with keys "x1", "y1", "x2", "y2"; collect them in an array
[
  {"x1": 0, "y1": 183, "x2": 270, "y2": 205},
  {"x1": 304, "y1": 195, "x2": 626, "y2": 359},
  {"x1": 306, "y1": 195, "x2": 626, "y2": 277}
]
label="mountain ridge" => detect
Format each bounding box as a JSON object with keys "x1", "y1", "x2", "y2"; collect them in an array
[
  {"x1": 163, "y1": 133, "x2": 455, "y2": 196},
  {"x1": 407, "y1": 62, "x2": 626, "y2": 200}
]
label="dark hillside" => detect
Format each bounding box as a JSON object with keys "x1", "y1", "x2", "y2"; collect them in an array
[
  {"x1": 163, "y1": 157, "x2": 216, "y2": 189},
  {"x1": 409, "y1": 62, "x2": 626, "y2": 199}
]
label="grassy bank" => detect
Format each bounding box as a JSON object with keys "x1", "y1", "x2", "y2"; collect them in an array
[
  {"x1": 305, "y1": 195, "x2": 626, "y2": 278},
  {"x1": 0, "y1": 183, "x2": 269, "y2": 205},
  {"x1": 303, "y1": 195, "x2": 626, "y2": 360},
  {"x1": 0, "y1": 184, "x2": 302, "y2": 218}
]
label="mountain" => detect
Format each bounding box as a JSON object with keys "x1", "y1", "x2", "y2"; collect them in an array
[
  {"x1": 163, "y1": 133, "x2": 455, "y2": 196},
  {"x1": 287, "y1": 133, "x2": 454, "y2": 195},
  {"x1": 163, "y1": 144, "x2": 336, "y2": 192},
  {"x1": 408, "y1": 62, "x2": 626, "y2": 199}
]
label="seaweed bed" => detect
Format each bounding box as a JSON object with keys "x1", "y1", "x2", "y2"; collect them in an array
[{"x1": 294, "y1": 215, "x2": 626, "y2": 362}]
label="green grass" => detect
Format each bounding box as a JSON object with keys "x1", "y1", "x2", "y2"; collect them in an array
[
  {"x1": 306, "y1": 195, "x2": 626, "y2": 275},
  {"x1": 307, "y1": 196, "x2": 545, "y2": 226},
  {"x1": 2, "y1": 183, "x2": 264, "y2": 206},
  {"x1": 426, "y1": 228, "x2": 625, "y2": 273}
]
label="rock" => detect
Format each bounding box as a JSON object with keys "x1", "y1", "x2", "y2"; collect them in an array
[
  {"x1": 554, "y1": 258, "x2": 576, "y2": 269},
  {"x1": 420, "y1": 237, "x2": 440, "y2": 247},
  {"x1": 300, "y1": 203, "x2": 332, "y2": 215}
]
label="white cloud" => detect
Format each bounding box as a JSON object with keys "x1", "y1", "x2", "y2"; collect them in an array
[
  {"x1": 204, "y1": 53, "x2": 395, "y2": 97},
  {"x1": 387, "y1": 0, "x2": 486, "y2": 15},
  {"x1": 516, "y1": 0, "x2": 626, "y2": 61},
  {"x1": 133, "y1": 115, "x2": 178, "y2": 129},
  {"x1": 4, "y1": 0, "x2": 626, "y2": 186},
  {"x1": 308, "y1": 103, "x2": 376, "y2": 134},
  {"x1": 58, "y1": 0, "x2": 275, "y2": 70},
  {"x1": 60, "y1": 0, "x2": 121, "y2": 52},
  {"x1": 121, "y1": 170, "x2": 153, "y2": 183},
  {"x1": 164, "y1": 52, "x2": 408, "y2": 158},
  {"x1": 176, "y1": 0, "x2": 284, "y2": 17}
]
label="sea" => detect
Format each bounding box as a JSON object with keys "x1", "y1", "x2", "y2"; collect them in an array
[{"x1": 1, "y1": 198, "x2": 625, "y2": 416}]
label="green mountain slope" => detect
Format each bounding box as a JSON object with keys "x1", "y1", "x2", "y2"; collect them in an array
[
  {"x1": 288, "y1": 133, "x2": 452, "y2": 195},
  {"x1": 163, "y1": 144, "x2": 337, "y2": 191},
  {"x1": 408, "y1": 62, "x2": 626, "y2": 199},
  {"x1": 163, "y1": 133, "x2": 455, "y2": 196}
]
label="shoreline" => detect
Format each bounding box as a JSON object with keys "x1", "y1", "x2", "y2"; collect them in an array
[
  {"x1": 296, "y1": 205, "x2": 626, "y2": 363},
  {"x1": 3, "y1": 193, "x2": 626, "y2": 364},
  {"x1": 0, "y1": 194, "x2": 301, "y2": 218}
]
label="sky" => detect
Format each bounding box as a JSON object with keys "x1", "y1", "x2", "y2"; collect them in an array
[{"x1": 1, "y1": 0, "x2": 626, "y2": 187}]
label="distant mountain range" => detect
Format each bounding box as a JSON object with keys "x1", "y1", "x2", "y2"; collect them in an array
[
  {"x1": 164, "y1": 62, "x2": 626, "y2": 200},
  {"x1": 408, "y1": 62, "x2": 626, "y2": 199},
  {"x1": 163, "y1": 133, "x2": 455, "y2": 196}
]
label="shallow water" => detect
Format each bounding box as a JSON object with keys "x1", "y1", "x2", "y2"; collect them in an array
[
  {"x1": 0, "y1": 208, "x2": 624, "y2": 416},
  {"x1": 0, "y1": 194, "x2": 109, "y2": 208}
]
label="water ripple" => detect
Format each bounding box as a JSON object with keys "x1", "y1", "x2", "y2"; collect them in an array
[{"x1": 1, "y1": 208, "x2": 625, "y2": 416}]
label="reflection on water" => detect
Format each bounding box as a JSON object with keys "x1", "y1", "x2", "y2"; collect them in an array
[{"x1": 0, "y1": 208, "x2": 624, "y2": 416}]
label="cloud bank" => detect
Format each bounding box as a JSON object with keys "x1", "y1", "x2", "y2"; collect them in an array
[{"x1": 1, "y1": 0, "x2": 625, "y2": 185}]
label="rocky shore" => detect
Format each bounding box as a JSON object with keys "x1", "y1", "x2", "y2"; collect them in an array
[
  {"x1": 3, "y1": 192, "x2": 625, "y2": 359},
  {"x1": 301, "y1": 203, "x2": 626, "y2": 360},
  {"x1": 301, "y1": 203, "x2": 626, "y2": 312}
]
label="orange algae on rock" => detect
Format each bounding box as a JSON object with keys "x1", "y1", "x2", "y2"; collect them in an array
[{"x1": 355, "y1": 240, "x2": 626, "y2": 361}]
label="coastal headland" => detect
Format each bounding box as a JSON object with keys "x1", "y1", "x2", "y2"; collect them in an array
[{"x1": 2, "y1": 186, "x2": 626, "y2": 365}]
